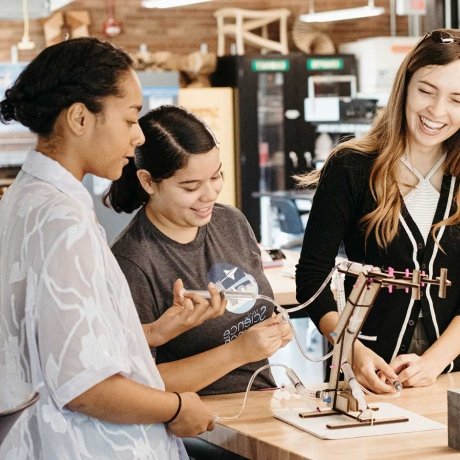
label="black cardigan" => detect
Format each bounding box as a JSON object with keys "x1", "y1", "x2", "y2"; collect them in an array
[{"x1": 296, "y1": 149, "x2": 460, "y2": 372}]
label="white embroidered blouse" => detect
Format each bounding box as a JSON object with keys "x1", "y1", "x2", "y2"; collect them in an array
[{"x1": 0, "y1": 150, "x2": 186, "y2": 459}]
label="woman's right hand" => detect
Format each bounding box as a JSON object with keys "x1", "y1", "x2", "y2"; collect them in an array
[
  {"x1": 236, "y1": 313, "x2": 292, "y2": 363},
  {"x1": 167, "y1": 392, "x2": 216, "y2": 437},
  {"x1": 144, "y1": 279, "x2": 227, "y2": 347},
  {"x1": 352, "y1": 341, "x2": 399, "y2": 393}
]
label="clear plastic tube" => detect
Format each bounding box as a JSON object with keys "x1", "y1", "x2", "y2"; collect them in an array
[
  {"x1": 184, "y1": 261, "x2": 340, "y2": 315},
  {"x1": 218, "y1": 363, "x2": 287, "y2": 421},
  {"x1": 217, "y1": 363, "x2": 325, "y2": 421},
  {"x1": 196, "y1": 262, "x2": 401, "y2": 422},
  {"x1": 341, "y1": 361, "x2": 367, "y2": 412},
  {"x1": 184, "y1": 288, "x2": 335, "y2": 363},
  {"x1": 185, "y1": 290, "x2": 259, "y2": 300}
]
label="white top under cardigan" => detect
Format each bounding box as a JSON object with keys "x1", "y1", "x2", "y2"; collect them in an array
[
  {"x1": 0, "y1": 150, "x2": 186, "y2": 460},
  {"x1": 401, "y1": 154, "x2": 445, "y2": 243}
]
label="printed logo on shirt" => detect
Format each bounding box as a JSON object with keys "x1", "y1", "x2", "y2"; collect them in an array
[
  {"x1": 208, "y1": 263, "x2": 259, "y2": 314},
  {"x1": 223, "y1": 305, "x2": 268, "y2": 342}
]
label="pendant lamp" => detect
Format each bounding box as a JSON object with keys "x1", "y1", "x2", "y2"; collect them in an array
[
  {"x1": 17, "y1": 0, "x2": 35, "y2": 50},
  {"x1": 299, "y1": 0, "x2": 384, "y2": 23}
]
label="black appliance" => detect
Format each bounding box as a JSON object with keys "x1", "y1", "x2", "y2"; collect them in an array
[{"x1": 211, "y1": 53, "x2": 357, "y2": 240}]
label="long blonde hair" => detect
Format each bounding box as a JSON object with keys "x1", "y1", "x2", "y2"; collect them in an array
[{"x1": 299, "y1": 29, "x2": 460, "y2": 248}]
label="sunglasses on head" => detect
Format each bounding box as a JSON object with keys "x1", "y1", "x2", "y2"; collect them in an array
[{"x1": 421, "y1": 30, "x2": 460, "y2": 46}]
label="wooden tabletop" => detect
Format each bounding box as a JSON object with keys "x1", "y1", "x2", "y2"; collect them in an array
[
  {"x1": 201, "y1": 372, "x2": 460, "y2": 460},
  {"x1": 263, "y1": 249, "x2": 299, "y2": 307}
]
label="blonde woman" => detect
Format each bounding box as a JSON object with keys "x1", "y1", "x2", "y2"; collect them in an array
[{"x1": 296, "y1": 29, "x2": 460, "y2": 393}]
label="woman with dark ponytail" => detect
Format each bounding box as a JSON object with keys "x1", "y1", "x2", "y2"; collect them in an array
[
  {"x1": 108, "y1": 105, "x2": 292, "y2": 400},
  {"x1": 0, "y1": 38, "x2": 217, "y2": 460},
  {"x1": 108, "y1": 157, "x2": 149, "y2": 213}
]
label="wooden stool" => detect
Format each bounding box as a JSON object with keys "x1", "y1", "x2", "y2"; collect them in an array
[{"x1": 214, "y1": 8, "x2": 291, "y2": 56}]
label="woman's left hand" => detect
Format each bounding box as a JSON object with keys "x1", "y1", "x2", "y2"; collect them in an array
[
  {"x1": 273, "y1": 312, "x2": 293, "y2": 348},
  {"x1": 389, "y1": 353, "x2": 441, "y2": 387},
  {"x1": 143, "y1": 279, "x2": 227, "y2": 347}
]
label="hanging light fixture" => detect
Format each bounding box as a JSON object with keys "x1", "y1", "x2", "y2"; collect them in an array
[
  {"x1": 299, "y1": 0, "x2": 384, "y2": 23},
  {"x1": 17, "y1": 0, "x2": 35, "y2": 50},
  {"x1": 141, "y1": 0, "x2": 211, "y2": 8}
]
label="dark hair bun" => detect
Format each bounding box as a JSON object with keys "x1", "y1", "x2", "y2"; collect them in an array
[
  {"x1": 0, "y1": 37, "x2": 133, "y2": 136},
  {"x1": 0, "y1": 98, "x2": 16, "y2": 123}
]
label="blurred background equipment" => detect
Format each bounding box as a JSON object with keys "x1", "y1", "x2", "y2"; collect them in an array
[
  {"x1": 211, "y1": 53, "x2": 358, "y2": 242},
  {"x1": 102, "y1": 0, "x2": 121, "y2": 37},
  {"x1": 0, "y1": 0, "x2": 73, "y2": 19},
  {"x1": 291, "y1": 20, "x2": 335, "y2": 54},
  {"x1": 214, "y1": 8, "x2": 291, "y2": 56}
]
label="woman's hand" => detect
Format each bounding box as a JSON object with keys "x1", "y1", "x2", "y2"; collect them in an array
[
  {"x1": 236, "y1": 313, "x2": 293, "y2": 363},
  {"x1": 167, "y1": 392, "x2": 216, "y2": 437},
  {"x1": 279, "y1": 314, "x2": 293, "y2": 347},
  {"x1": 389, "y1": 353, "x2": 440, "y2": 388},
  {"x1": 66, "y1": 374, "x2": 217, "y2": 432},
  {"x1": 352, "y1": 341, "x2": 399, "y2": 393},
  {"x1": 143, "y1": 279, "x2": 227, "y2": 347}
]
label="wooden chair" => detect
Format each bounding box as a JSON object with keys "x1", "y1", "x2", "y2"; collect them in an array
[
  {"x1": 0, "y1": 392, "x2": 39, "y2": 445},
  {"x1": 214, "y1": 8, "x2": 291, "y2": 56}
]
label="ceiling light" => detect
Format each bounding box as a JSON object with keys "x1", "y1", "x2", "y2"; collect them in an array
[
  {"x1": 299, "y1": 0, "x2": 384, "y2": 23},
  {"x1": 141, "y1": 0, "x2": 211, "y2": 8},
  {"x1": 18, "y1": 0, "x2": 35, "y2": 50}
]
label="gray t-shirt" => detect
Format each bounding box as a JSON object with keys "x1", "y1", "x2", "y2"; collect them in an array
[{"x1": 112, "y1": 203, "x2": 276, "y2": 395}]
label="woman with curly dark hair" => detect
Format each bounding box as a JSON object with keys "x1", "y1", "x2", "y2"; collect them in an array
[{"x1": 0, "y1": 37, "x2": 216, "y2": 460}]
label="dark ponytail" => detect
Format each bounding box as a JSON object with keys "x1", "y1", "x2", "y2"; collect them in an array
[
  {"x1": 0, "y1": 99, "x2": 15, "y2": 122},
  {"x1": 103, "y1": 158, "x2": 149, "y2": 213},
  {"x1": 105, "y1": 105, "x2": 218, "y2": 213}
]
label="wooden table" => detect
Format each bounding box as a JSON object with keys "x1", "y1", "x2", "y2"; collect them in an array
[
  {"x1": 201, "y1": 373, "x2": 460, "y2": 460},
  {"x1": 263, "y1": 249, "x2": 299, "y2": 307}
]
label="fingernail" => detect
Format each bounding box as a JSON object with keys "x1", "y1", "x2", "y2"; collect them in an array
[
  {"x1": 208, "y1": 282, "x2": 216, "y2": 290},
  {"x1": 179, "y1": 288, "x2": 185, "y2": 299}
]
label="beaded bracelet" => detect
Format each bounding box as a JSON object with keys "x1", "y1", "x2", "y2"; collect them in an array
[{"x1": 165, "y1": 392, "x2": 182, "y2": 424}]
